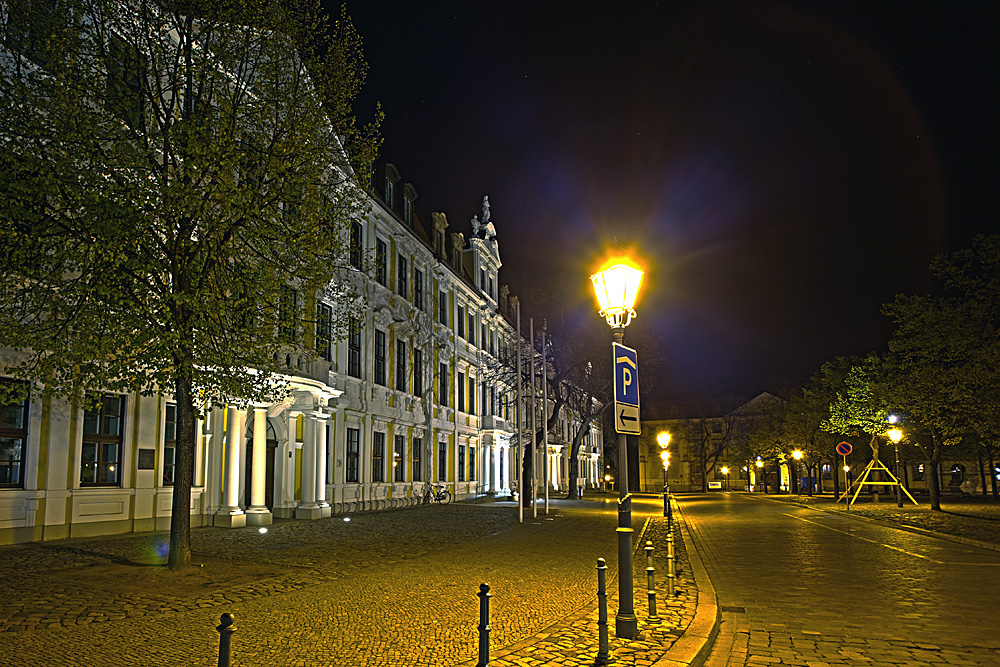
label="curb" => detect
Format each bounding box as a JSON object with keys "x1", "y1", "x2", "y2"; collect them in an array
[
  {"x1": 653, "y1": 501, "x2": 720, "y2": 667},
  {"x1": 754, "y1": 494, "x2": 1000, "y2": 552}
]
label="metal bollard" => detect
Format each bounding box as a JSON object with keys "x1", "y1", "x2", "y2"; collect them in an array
[
  {"x1": 645, "y1": 541, "x2": 659, "y2": 621},
  {"x1": 216, "y1": 613, "x2": 236, "y2": 667},
  {"x1": 667, "y1": 530, "x2": 676, "y2": 597},
  {"x1": 596, "y1": 558, "x2": 609, "y2": 664},
  {"x1": 477, "y1": 582, "x2": 491, "y2": 667}
]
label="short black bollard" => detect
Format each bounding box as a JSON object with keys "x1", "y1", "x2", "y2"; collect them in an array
[
  {"x1": 645, "y1": 540, "x2": 659, "y2": 621},
  {"x1": 596, "y1": 558, "x2": 609, "y2": 664},
  {"x1": 667, "y1": 530, "x2": 676, "y2": 597},
  {"x1": 477, "y1": 582, "x2": 491, "y2": 667},
  {"x1": 217, "y1": 613, "x2": 236, "y2": 667}
]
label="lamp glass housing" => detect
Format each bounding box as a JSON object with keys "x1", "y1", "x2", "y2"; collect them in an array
[{"x1": 591, "y1": 260, "x2": 644, "y2": 328}]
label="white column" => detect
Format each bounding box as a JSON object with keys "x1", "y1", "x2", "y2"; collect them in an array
[
  {"x1": 492, "y1": 444, "x2": 502, "y2": 493},
  {"x1": 273, "y1": 411, "x2": 299, "y2": 519},
  {"x1": 316, "y1": 415, "x2": 331, "y2": 517},
  {"x1": 216, "y1": 405, "x2": 246, "y2": 528},
  {"x1": 296, "y1": 412, "x2": 323, "y2": 519},
  {"x1": 246, "y1": 406, "x2": 272, "y2": 526}
]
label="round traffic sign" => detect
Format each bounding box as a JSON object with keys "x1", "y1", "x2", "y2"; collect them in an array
[{"x1": 836, "y1": 442, "x2": 853, "y2": 456}]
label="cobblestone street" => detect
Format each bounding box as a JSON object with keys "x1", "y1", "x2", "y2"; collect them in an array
[{"x1": 0, "y1": 496, "x2": 705, "y2": 667}]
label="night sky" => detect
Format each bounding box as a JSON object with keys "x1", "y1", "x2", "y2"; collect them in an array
[{"x1": 336, "y1": 1, "x2": 998, "y2": 403}]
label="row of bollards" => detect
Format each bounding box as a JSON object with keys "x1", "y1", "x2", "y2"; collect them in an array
[{"x1": 213, "y1": 527, "x2": 675, "y2": 667}]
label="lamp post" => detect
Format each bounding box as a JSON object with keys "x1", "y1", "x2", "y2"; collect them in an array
[
  {"x1": 755, "y1": 458, "x2": 765, "y2": 493},
  {"x1": 591, "y1": 256, "x2": 644, "y2": 640},
  {"x1": 887, "y1": 426, "x2": 903, "y2": 507},
  {"x1": 721, "y1": 466, "x2": 730, "y2": 492},
  {"x1": 792, "y1": 450, "x2": 803, "y2": 495},
  {"x1": 657, "y1": 431, "x2": 671, "y2": 526}
]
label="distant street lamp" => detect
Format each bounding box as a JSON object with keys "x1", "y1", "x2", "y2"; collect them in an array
[
  {"x1": 792, "y1": 450, "x2": 803, "y2": 495},
  {"x1": 888, "y1": 426, "x2": 903, "y2": 507},
  {"x1": 721, "y1": 466, "x2": 730, "y2": 492},
  {"x1": 591, "y1": 255, "x2": 644, "y2": 640},
  {"x1": 657, "y1": 431, "x2": 671, "y2": 526},
  {"x1": 755, "y1": 458, "x2": 765, "y2": 493}
]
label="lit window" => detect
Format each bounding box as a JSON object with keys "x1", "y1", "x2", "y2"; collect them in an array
[{"x1": 81, "y1": 394, "x2": 125, "y2": 486}]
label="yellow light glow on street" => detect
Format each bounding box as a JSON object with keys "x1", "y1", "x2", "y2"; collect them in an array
[{"x1": 887, "y1": 428, "x2": 902, "y2": 443}]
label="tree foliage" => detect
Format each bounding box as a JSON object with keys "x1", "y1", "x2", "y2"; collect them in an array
[{"x1": 0, "y1": 0, "x2": 378, "y2": 567}]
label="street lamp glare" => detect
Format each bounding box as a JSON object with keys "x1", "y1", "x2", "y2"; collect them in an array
[
  {"x1": 887, "y1": 428, "x2": 903, "y2": 443},
  {"x1": 657, "y1": 431, "x2": 671, "y2": 448},
  {"x1": 721, "y1": 466, "x2": 729, "y2": 475},
  {"x1": 755, "y1": 460, "x2": 764, "y2": 468},
  {"x1": 792, "y1": 450, "x2": 803, "y2": 460},
  {"x1": 659, "y1": 450, "x2": 670, "y2": 469},
  {"x1": 591, "y1": 257, "x2": 644, "y2": 329}
]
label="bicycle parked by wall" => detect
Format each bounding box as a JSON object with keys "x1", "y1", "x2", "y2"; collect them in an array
[{"x1": 423, "y1": 482, "x2": 452, "y2": 504}]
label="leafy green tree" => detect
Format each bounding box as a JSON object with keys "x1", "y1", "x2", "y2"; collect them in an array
[
  {"x1": 882, "y1": 235, "x2": 1000, "y2": 509},
  {"x1": 0, "y1": 0, "x2": 378, "y2": 568}
]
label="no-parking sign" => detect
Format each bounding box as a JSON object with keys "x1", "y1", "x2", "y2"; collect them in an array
[{"x1": 836, "y1": 442, "x2": 853, "y2": 456}]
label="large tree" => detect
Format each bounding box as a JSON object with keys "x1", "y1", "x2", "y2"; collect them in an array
[
  {"x1": 0, "y1": 0, "x2": 378, "y2": 568},
  {"x1": 881, "y1": 235, "x2": 1000, "y2": 510}
]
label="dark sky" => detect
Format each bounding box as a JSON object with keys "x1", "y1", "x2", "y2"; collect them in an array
[{"x1": 336, "y1": 1, "x2": 998, "y2": 403}]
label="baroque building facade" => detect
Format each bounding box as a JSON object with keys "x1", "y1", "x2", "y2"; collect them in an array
[{"x1": 0, "y1": 162, "x2": 604, "y2": 545}]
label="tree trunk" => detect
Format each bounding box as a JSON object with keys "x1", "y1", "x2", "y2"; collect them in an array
[
  {"x1": 988, "y1": 445, "x2": 998, "y2": 500},
  {"x1": 806, "y1": 462, "x2": 814, "y2": 497},
  {"x1": 521, "y1": 439, "x2": 533, "y2": 508},
  {"x1": 832, "y1": 451, "x2": 841, "y2": 500},
  {"x1": 928, "y1": 433, "x2": 943, "y2": 511},
  {"x1": 168, "y1": 366, "x2": 195, "y2": 571},
  {"x1": 978, "y1": 448, "x2": 988, "y2": 497},
  {"x1": 700, "y1": 445, "x2": 708, "y2": 493}
]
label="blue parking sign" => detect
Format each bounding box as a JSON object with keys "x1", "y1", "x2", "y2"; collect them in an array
[{"x1": 613, "y1": 343, "x2": 639, "y2": 406}]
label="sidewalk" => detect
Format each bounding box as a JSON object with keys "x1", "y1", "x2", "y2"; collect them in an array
[{"x1": 0, "y1": 496, "x2": 719, "y2": 667}]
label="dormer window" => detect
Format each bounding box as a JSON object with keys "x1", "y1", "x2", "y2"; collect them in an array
[
  {"x1": 404, "y1": 197, "x2": 413, "y2": 225},
  {"x1": 384, "y1": 180, "x2": 395, "y2": 209}
]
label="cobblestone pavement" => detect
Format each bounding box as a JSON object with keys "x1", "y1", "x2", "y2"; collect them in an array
[
  {"x1": 0, "y1": 495, "x2": 709, "y2": 667},
  {"x1": 684, "y1": 493, "x2": 1000, "y2": 667}
]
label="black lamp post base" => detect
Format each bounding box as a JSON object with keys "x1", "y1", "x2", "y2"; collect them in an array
[{"x1": 615, "y1": 614, "x2": 638, "y2": 639}]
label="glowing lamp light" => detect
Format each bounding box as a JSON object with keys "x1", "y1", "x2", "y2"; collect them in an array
[
  {"x1": 258, "y1": 527, "x2": 268, "y2": 534},
  {"x1": 792, "y1": 450, "x2": 803, "y2": 460},
  {"x1": 755, "y1": 460, "x2": 764, "y2": 468},
  {"x1": 721, "y1": 466, "x2": 730, "y2": 475},
  {"x1": 887, "y1": 428, "x2": 902, "y2": 444},
  {"x1": 591, "y1": 257, "x2": 644, "y2": 328},
  {"x1": 656, "y1": 432, "x2": 671, "y2": 448},
  {"x1": 659, "y1": 450, "x2": 670, "y2": 469}
]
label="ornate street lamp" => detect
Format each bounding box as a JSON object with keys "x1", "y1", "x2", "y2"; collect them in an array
[
  {"x1": 657, "y1": 431, "x2": 671, "y2": 525},
  {"x1": 888, "y1": 426, "x2": 903, "y2": 507},
  {"x1": 591, "y1": 255, "x2": 644, "y2": 640},
  {"x1": 721, "y1": 466, "x2": 730, "y2": 492}
]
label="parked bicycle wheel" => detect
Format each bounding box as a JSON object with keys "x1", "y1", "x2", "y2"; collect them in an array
[{"x1": 440, "y1": 490, "x2": 452, "y2": 504}]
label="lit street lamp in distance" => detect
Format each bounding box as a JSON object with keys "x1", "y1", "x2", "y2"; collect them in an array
[
  {"x1": 792, "y1": 449, "x2": 803, "y2": 495},
  {"x1": 657, "y1": 431, "x2": 671, "y2": 525},
  {"x1": 591, "y1": 254, "x2": 644, "y2": 641},
  {"x1": 887, "y1": 423, "x2": 904, "y2": 507},
  {"x1": 755, "y1": 458, "x2": 765, "y2": 493},
  {"x1": 720, "y1": 466, "x2": 730, "y2": 492}
]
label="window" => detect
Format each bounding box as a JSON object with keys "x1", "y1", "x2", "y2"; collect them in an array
[
  {"x1": 350, "y1": 221, "x2": 363, "y2": 269},
  {"x1": 163, "y1": 403, "x2": 176, "y2": 485},
  {"x1": 394, "y1": 435, "x2": 405, "y2": 482},
  {"x1": 374, "y1": 329, "x2": 386, "y2": 386},
  {"x1": 347, "y1": 318, "x2": 362, "y2": 378},
  {"x1": 482, "y1": 383, "x2": 488, "y2": 416},
  {"x1": 413, "y1": 349, "x2": 423, "y2": 397},
  {"x1": 467, "y1": 375, "x2": 475, "y2": 414},
  {"x1": 490, "y1": 387, "x2": 496, "y2": 417},
  {"x1": 404, "y1": 197, "x2": 413, "y2": 225},
  {"x1": 435, "y1": 230, "x2": 444, "y2": 256},
  {"x1": 81, "y1": 394, "x2": 125, "y2": 486},
  {"x1": 488, "y1": 275, "x2": 495, "y2": 300},
  {"x1": 439, "y1": 363, "x2": 449, "y2": 407},
  {"x1": 316, "y1": 303, "x2": 333, "y2": 362},
  {"x1": 469, "y1": 446, "x2": 476, "y2": 481},
  {"x1": 396, "y1": 339, "x2": 407, "y2": 392},
  {"x1": 481, "y1": 324, "x2": 487, "y2": 351},
  {"x1": 439, "y1": 291, "x2": 448, "y2": 325},
  {"x1": 375, "y1": 238, "x2": 387, "y2": 286},
  {"x1": 384, "y1": 180, "x2": 395, "y2": 209},
  {"x1": 278, "y1": 287, "x2": 298, "y2": 343},
  {"x1": 438, "y1": 441, "x2": 447, "y2": 481},
  {"x1": 0, "y1": 381, "x2": 29, "y2": 488},
  {"x1": 489, "y1": 331, "x2": 495, "y2": 356},
  {"x1": 457, "y1": 372, "x2": 465, "y2": 412},
  {"x1": 397, "y1": 254, "x2": 408, "y2": 298},
  {"x1": 346, "y1": 428, "x2": 360, "y2": 483},
  {"x1": 468, "y1": 312, "x2": 476, "y2": 346},
  {"x1": 414, "y1": 269, "x2": 424, "y2": 310},
  {"x1": 457, "y1": 305, "x2": 465, "y2": 338},
  {"x1": 480, "y1": 268, "x2": 486, "y2": 291},
  {"x1": 458, "y1": 445, "x2": 466, "y2": 482},
  {"x1": 412, "y1": 437, "x2": 422, "y2": 481},
  {"x1": 372, "y1": 432, "x2": 385, "y2": 482}
]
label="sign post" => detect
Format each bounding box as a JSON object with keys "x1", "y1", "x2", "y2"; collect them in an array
[
  {"x1": 613, "y1": 342, "x2": 640, "y2": 435},
  {"x1": 836, "y1": 442, "x2": 852, "y2": 510}
]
